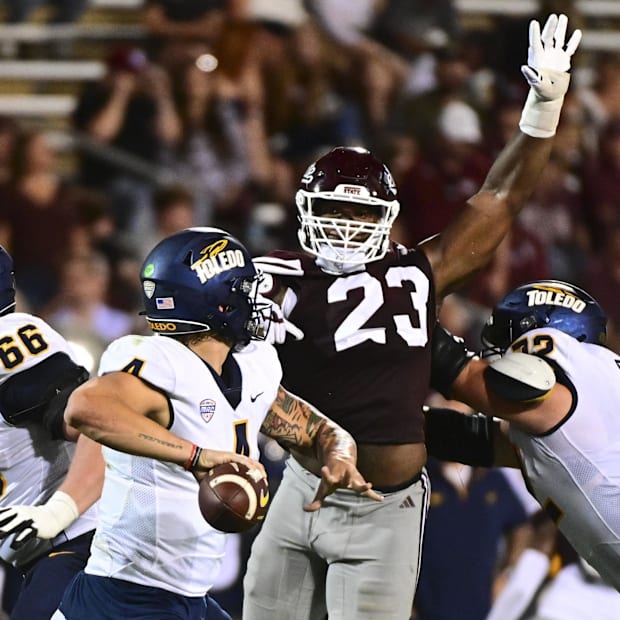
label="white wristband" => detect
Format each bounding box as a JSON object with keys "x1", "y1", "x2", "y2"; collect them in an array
[
  {"x1": 44, "y1": 491, "x2": 80, "y2": 535},
  {"x1": 519, "y1": 89, "x2": 565, "y2": 138}
]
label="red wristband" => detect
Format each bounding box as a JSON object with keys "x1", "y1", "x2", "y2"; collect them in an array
[{"x1": 184, "y1": 444, "x2": 201, "y2": 471}]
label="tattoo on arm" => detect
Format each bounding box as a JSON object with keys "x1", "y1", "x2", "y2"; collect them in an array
[
  {"x1": 137, "y1": 433, "x2": 184, "y2": 451},
  {"x1": 261, "y1": 387, "x2": 356, "y2": 462},
  {"x1": 261, "y1": 387, "x2": 322, "y2": 447}
]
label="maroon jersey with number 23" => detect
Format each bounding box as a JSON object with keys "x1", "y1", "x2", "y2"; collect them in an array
[{"x1": 254, "y1": 242, "x2": 436, "y2": 444}]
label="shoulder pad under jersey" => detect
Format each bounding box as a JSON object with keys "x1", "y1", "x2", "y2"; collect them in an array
[{"x1": 485, "y1": 351, "x2": 556, "y2": 402}]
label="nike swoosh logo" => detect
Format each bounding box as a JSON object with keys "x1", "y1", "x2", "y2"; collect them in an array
[
  {"x1": 259, "y1": 488, "x2": 270, "y2": 507},
  {"x1": 48, "y1": 551, "x2": 75, "y2": 558},
  {"x1": 250, "y1": 392, "x2": 264, "y2": 403}
]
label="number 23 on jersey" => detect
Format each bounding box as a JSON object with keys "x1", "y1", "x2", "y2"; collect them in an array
[{"x1": 328, "y1": 266, "x2": 429, "y2": 352}]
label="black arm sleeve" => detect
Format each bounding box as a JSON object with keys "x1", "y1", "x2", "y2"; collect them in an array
[
  {"x1": 0, "y1": 352, "x2": 89, "y2": 440},
  {"x1": 424, "y1": 406, "x2": 495, "y2": 467},
  {"x1": 430, "y1": 323, "x2": 476, "y2": 398}
]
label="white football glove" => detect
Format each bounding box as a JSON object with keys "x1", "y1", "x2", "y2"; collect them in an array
[
  {"x1": 256, "y1": 294, "x2": 304, "y2": 344},
  {"x1": 519, "y1": 13, "x2": 582, "y2": 138},
  {"x1": 0, "y1": 491, "x2": 79, "y2": 549}
]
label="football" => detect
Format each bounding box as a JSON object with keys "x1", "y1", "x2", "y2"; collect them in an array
[{"x1": 198, "y1": 462, "x2": 270, "y2": 533}]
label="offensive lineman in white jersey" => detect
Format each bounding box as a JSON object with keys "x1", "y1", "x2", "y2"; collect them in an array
[
  {"x1": 426, "y1": 280, "x2": 620, "y2": 591},
  {"x1": 53, "y1": 227, "x2": 380, "y2": 620},
  {"x1": 0, "y1": 246, "x2": 102, "y2": 619}
]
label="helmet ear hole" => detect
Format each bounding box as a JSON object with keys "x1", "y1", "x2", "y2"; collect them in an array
[{"x1": 519, "y1": 316, "x2": 538, "y2": 332}]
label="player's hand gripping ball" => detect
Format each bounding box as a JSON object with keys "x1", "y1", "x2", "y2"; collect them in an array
[{"x1": 198, "y1": 462, "x2": 270, "y2": 533}]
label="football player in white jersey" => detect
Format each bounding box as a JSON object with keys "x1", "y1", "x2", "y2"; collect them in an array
[
  {"x1": 0, "y1": 245, "x2": 102, "y2": 619},
  {"x1": 428, "y1": 280, "x2": 620, "y2": 591},
  {"x1": 52, "y1": 227, "x2": 380, "y2": 620}
]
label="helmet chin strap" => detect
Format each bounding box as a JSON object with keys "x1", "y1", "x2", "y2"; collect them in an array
[{"x1": 314, "y1": 245, "x2": 367, "y2": 275}]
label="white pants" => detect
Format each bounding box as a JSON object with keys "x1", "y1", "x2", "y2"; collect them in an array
[{"x1": 243, "y1": 457, "x2": 430, "y2": 620}]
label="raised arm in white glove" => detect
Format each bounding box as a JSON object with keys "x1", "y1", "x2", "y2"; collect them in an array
[
  {"x1": 519, "y1": 13, "x2": 582, "y2": 138},
  {"x1": 0, "y1": 491, "x2": 79, "y2": 549}
]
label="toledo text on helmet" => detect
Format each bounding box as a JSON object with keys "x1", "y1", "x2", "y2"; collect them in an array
[
  {"x1": 526, "y1": 286, "x2": 586, "y2": 313},
  {"x1": 190, "y1": 239, "x2": 247, "y2": 284}
]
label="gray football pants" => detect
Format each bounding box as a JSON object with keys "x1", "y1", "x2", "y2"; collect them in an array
[{"x1": 243, "y1": 457, "x2": 430, "y2": 620}]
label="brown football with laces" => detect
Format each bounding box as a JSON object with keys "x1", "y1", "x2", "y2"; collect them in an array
[{"x1": 198, "y1": 462, "x2": 270, "y2": 533}]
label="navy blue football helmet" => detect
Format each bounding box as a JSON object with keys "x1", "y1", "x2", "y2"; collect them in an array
[
  {"x1": 0, "y1": 245, "x2": 16, "y2": 316},
  {"x1": 140, "y1": 227, "x2": 264, "y2": 348},
  {"x1": 481, "y1": 280, "x2": 607, "y2": 354}
]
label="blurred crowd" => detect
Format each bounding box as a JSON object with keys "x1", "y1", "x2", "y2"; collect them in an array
[
  {"x1": 2, "y1": 0, "x2": 620, "y2": 618},
  {"x1": 2, "y1": 0, "x2": 620, "y2": 353}
]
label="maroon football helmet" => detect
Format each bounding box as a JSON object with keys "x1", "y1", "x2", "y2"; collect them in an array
[{"x1": 295, "y1": 146, "x2": 400, "y2": 273}]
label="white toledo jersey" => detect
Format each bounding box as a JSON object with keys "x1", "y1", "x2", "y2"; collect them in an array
[
  {"x1": 508, "y1": 328, "x2": 620, "y2": 589},
  {"x1": 86, "y1": 334, "x2": 282, "y2": 597},
  {"x1": 0, "y1": 312, "x2": 97, "y2": 566}
]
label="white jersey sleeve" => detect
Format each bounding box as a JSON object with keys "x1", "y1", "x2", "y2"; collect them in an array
[
  {"x1": 0, "y1": 312, "x2": 79, "y2": 386},
  {"x1": 98, "y1": 334, "x2": 176, "y2": 394}
]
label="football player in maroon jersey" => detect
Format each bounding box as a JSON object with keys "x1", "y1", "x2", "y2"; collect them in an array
[{"x1": 243, "y1": 14, "x2": 582, "y2": 620}]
